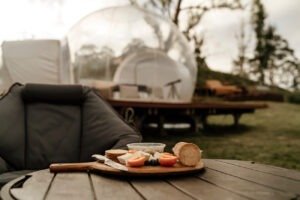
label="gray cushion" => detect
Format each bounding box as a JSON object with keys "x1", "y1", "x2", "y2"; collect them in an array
[
  {"x1": 80, "y1": 90, "x2": 142, "y2": 161},
  {"x1": 26, "y1": 103, "x2": 81, "y2": 169},
  {"x1": 0, "y1": 84, "x2": 26, "y2": 170},
  {"x1": 0, "y1": 157, "x2": 9, "y2": 174}
]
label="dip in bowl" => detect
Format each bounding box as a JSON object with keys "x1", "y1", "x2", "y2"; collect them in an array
[{"x1": 127, "y1": 143, "x2": 166, "y2": 154}]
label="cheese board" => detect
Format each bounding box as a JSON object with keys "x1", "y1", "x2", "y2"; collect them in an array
[
  {"x1": 49, "y1": 160, "x2": 204, "y2": 176},
  {"x1": 50, "y1": 142, "x2": 205, "y2": 176}
]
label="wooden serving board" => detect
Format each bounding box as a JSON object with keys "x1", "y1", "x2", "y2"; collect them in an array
[{"x1": 49, "y1": 161, "x2": 204, "y2": 176}]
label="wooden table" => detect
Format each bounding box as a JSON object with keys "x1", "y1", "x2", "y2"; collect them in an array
[{"x1": 1, "y1": 159, "x2": 300, "y2": 200}]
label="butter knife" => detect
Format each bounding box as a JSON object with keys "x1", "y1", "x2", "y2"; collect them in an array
[{"x1": 92, "y1": 154, "x2": 128, "y2": 171}]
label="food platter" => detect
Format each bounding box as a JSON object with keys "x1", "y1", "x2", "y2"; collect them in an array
[
  {"x1": 49, "y1": 160, "x2": 204, "y2": 177},
  {"x1": 50, "y1": 142, "x2": 205, "y2": 177}
]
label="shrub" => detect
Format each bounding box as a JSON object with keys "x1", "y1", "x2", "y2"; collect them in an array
[{"x1": 288, "y1": 92, "x2": 300, "y2": 104}]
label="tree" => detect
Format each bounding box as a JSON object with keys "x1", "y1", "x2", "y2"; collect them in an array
[
  {"x1": 74, "y1": 44, "x2": 117, "y2": 81},
  {"x1": 232, "y1": 20, "x2": 251, "y2": 78},
  {"x1": 194, "y1": 35, "x2": 208, "y2": 69},
  {"x1": 249, "y1": 0, "x2": 268, "y2": 84},
  {"x1": 249, "y1": 0, "x2": 300, "y2": 89},
  {"x1": 122, "y1": 39, "x2": 147, "y2": 58},
  {"x1": 132, "y1": 0, "x2": 243, "y2": 69}
]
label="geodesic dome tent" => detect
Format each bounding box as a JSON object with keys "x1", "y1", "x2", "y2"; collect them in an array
[
  {"x1": 68, "y1": 5, "x2": 197, "y2": 102},
  {"x1": 114, "y1": 49, "x2": 193, "y2": 100}
]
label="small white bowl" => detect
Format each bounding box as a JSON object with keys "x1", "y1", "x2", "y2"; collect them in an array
[{"x1": 127, "y1": 143, "x2": 166, "y2": 154}]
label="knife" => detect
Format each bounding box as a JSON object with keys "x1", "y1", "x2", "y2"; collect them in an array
[{"x1": 92, "y1": 154, "x2": 128, "y2": 171}]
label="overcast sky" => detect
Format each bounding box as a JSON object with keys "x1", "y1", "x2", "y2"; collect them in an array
[
  {"x1": 202, "y1": 0, "x2": 300, "y2": 72},
  {"x1": 0, "y1": 0, "x2": 299, "y2": 73}
]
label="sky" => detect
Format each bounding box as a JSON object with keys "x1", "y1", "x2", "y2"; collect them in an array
[
  {"x1": 200, "y1": 0, "x2": 300, "y2": 72},
  {"x1": 0, "y1": 0, "x2": 299, "y2": 73}
]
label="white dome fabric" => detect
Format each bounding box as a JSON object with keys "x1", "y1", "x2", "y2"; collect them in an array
[
  {"x1": 114, "y1": 49, "x2": 193, "y2": 101},
  {"x1": 68, "y1": 5, "x2": 197, "y2": 101},
  {"x1": 1, "y1": 39, "x2": 73, "y2": 88}
]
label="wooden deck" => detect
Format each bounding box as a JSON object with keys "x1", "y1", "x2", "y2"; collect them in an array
[
  {"x1": 106, "y1": 99, "x2": 268, "y2": 133},
  {"x1": 108, "y1": 99, "x2": 267, "y2": 109}
]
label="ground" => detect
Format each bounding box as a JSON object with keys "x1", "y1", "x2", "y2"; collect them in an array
[{"x1": 143, "y1": 102, "x2": 300, "y2": 171}]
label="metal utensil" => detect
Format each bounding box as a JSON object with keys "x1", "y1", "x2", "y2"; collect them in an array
[{"x1": 92, "y1": 154, "x2": 128, "y2": 171}]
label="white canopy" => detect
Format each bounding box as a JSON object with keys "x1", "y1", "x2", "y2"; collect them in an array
[
  {"x1": 1, "y1": 39, "x2": 73, "y2": 90},
  {"x1": 113, "y1": 49, "x2": 194, "y2": 101}
]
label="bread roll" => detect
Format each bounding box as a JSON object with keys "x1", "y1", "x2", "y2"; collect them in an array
[
  {"x1": 172, "y1": 142, "x2": 201, "y2": 167},
  {"x1": 105, "y1": 149, "x2": 128, "y2": 162}
]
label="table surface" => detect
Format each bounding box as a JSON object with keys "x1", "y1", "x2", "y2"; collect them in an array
[{"x1": 1, "y1": 159, "x2": 300, "y2": 200}]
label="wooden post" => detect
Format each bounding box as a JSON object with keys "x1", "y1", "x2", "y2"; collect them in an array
[
  {"x1": 190, "y1": 115, "x2": 200, "y2": 133},
  {"x1": 233, "y1": 113, "x2": 242, "y2": 126},
  {"x1": 158, "y1": 115, "x2": 167, "y2": 136},
  {"x1": 201, "y1": 114, "x2": 208, "y2": 130}
]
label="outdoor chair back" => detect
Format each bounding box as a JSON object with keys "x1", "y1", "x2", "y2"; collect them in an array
[{"x1": 0, "y1": 83, "x2": 141, "y2": 186}]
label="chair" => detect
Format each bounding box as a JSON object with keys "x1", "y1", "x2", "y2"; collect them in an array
[
  {"x1": 0, "y1": 83, "x2": 141, "y2": 187},
  {"x1": 119, "y1": 85, "x2": 140, "y2": 99},
  {"x1": 205, "y1": 80, "x2": 242, "y2": 96}
]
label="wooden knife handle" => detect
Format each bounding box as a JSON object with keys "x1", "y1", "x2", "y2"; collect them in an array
[{"x1": 49, "y1": 162, "x2": 95, "y2": 173}]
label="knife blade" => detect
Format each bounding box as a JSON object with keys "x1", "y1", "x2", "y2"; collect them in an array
[{"x1": 92, "y1": 154, "x2": 128, "y2": 171}]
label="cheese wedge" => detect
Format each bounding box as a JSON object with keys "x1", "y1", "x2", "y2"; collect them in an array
[{"x1": 117, "y1": 153, "x2": 135, "y2": 165}]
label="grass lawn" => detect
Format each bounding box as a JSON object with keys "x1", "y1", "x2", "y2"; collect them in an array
[{"x1": 143, "y1": 102, "x2": 300, "y2": 171}]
